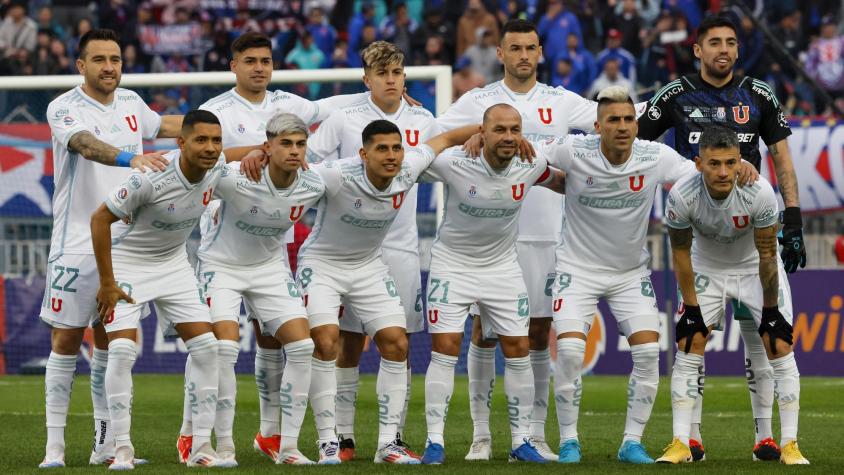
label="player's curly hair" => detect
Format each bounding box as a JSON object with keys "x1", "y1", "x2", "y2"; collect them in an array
[{"x1": 361, "y1": 41, "x2": 405, "y2": 72}]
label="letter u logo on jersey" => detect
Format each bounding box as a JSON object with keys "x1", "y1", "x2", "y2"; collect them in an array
[
  {"x1": 733, "y1": 215, "x2": 750, "y2": 228},
  {"x1": 511, "y1": 183, "x2": 525, "y2": 201},
  {"x1": 392, "y1": 192, "x2": 406, "y2": 209},
  {"x1": 629, "y1": 175, "x2": 644, "y2": 192},
  {"x1": 289, "y1": 205, "x2": 305, "y2": 221},
  {"x1": 124, "y1": 115, "x2": 138, "y2": 132},
  {"x1": 732, "y1": 105, "x2": 750, "y2": 124},
  {"x1": 202, "y1": 187, "x2": 214, "y2": 206},
  {"x1": 538, "y1": 108, "x2": 553, "y2": 124},
  {"x1": 51, "y1": 297, "x2": 62, "y2": 313},
  {"x1": 553, "y1": 298, "x2": 563, "y2": 312},
  {"x1": 405, "y1": 129, "x2": 419, "y2": 146}
]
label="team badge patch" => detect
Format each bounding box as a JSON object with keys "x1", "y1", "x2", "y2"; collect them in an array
[
  {"x1": 354, "y1": 198, "x2": 362, "y2": 208},
  {"x1": 117, "y1": 188, "x2": 128, "y2": 199},
  {"x1": 716, "y1": 107, "x2": 726, "y2": 120},
  {"x1": 647, "y1": 106, "x2": 661, "y2": 121},
  {"x1": 250, "y1": 206, "x2": 258, "y2": 215},
  {"x1": 468, "y1": 185, "x2": 477, "y2": 198},
  {"x1": 237, "y1": 123, "x2": 246, "y2": 134}
]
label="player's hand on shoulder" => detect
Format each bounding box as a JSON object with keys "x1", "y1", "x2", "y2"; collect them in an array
[
  {"x1": 240, "y1": 149, "x2": 270, "y2": 182},
  {"x1": 517, "y1": 138, "x2": 535, "y2": 163},
  {"x1": 403, "y1": 87, "x2": 422, "y2": 107},
  {"x1": 96, "y1": 281, "x2": 135, "y2": 323},
  {"x1": 130, "y1": 151, "x2": 168, "y2": 172},
  {"x1": 461, "y1": 133, "x2": 535, "y2": 163},
  {"x1": 737, "y1": 159, "x2": 759, "y2": 186}
]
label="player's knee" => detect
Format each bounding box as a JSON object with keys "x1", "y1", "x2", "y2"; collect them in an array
[
  {"x1": 375, "y1": 330, "x2": 408, "y2": 361},
  {"x1": 431, "y1": 334, "x2": 462, "y2": 356},
  {"x1": 498, "y1": 335, "x2": 529, "y2": 358},
  {"x1": 528, "y1": 319, "x2": 552, "y2": 350},
  {"x1": 50, "y1": 327, "x2": 86, "y2": 355},
  {"x1": 678, "y1": 333, "x2": 708, "y2": 355},
  {"x1": 311, "y1": 329, "x2": 338, "y2": 360}
]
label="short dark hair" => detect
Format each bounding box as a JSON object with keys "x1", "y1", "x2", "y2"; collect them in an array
[
  {"x1": 501, "y1": 19, "x2": 538, "y2": 43},
  {"x1": 698, "y1": 126, "x2": 739, "y2": 152},
  {"x1": 362, "y1": 120, "x2": 402, "y2": 147},
  {"x1": 181, "y1": 109, "x2": 221, "y2": 134},
  {"x1": 696, "y1": 14, "x2": 738, "y2": 44},
  {"x1": 78, "y1": 29, "x2": 120, "y2": 59},
  {"x1": 231, "y1": 32, "x2": 272, "y2": 56}
]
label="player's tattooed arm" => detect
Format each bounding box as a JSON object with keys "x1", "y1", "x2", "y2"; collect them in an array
[
  {"x1": 91, "y1": 204, "x2": 135, "y2": 322},
  {"x1": 768, "y1": 139, "x2": 800, "y2": 208},
  {"x1": 668, "y1": 226, "x2": 698, "y2": 306},
  {"x1": 68, "y1": 131, "x2": 168, "y2": 171},
  {"x1": 537, "y1": 168, "x2": 566, "y2": 194},
  {"x1": 157, "y1": 115, "x2": 183, "y2": 138},
  {"x1": 755, "y1": 224, "x2": 780, "y2": 307}
]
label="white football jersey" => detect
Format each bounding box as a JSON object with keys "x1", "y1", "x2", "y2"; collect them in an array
[
  {"x1": 437, "y1": 80, "x2": 596, "y2": 242},
  {"x1": 105, "y1": 150, "x2": 226, "y2": 263},
  {"x1": 199, "y1": 88, "x2": 367, "y2": 147},
  {"x1": 198, "y1": 163, "x2": 326, "y2": 267},
  {"x1": 306, "y1": 96, "x2": 440, "y2": 254},
  {"x1": 420, "y1": 147, "x2": 553, "y2": 269},
  {"x1": 666, "y1": 174, "x2": 779, "y2": 274},
  {"x1": 46, "y1": 86, "x2": 162, "y2": 259},
  {"x1": 537, "y1": 135, "x2": 696, "y2": 274},
  {"x1": 298, "y1": 146, "x2": 436, "y2": 268}
]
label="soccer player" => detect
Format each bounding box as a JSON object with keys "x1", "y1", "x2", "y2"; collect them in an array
[
  {"x1": 298, "y1": 120, "x2": 477, "y2": 464},
  {"x1": 419, "y1": 103, "x2": 565, "y2": 465},
  {"x1": 435, "y1": 19, "x2": 597, "y2": 460},
  {"x1": 90, "y1": 110, "x2": 227, "y2": 470},
  {"x1": 180, "y1": 31, "x2": 372, "y2": 462},
  {"x1": 191, "y1": 113, "x2": 325, "y2": 465},
  {"x1": 656, "y1": 127, "x2": 808, "y2": 465},
  {"x1": 637, "y1": 14, "x2": 805, "y2": 461},
  {"x1": 305, "y1": 40, "x2": 440, "y2": 459},
  {"x1": 39, "y1": 28, "x2": 181, "y2": 468}
]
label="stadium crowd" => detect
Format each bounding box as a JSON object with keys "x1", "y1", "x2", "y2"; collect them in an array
[{"x1": 0, "y1": 0, "x2": 842, "y2": 115}]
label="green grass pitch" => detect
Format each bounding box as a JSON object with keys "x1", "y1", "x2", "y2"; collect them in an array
[{"x1": 1, "y1": 374, "x2": 841, "y2": 473}]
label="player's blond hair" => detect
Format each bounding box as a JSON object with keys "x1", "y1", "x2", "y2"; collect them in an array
[
  {"x1": 265, "y1": 112, "x2": 308, "y2": 140},
  {"x1": 361, "y1": 41, "x2": 405, "y2": 72},
  {"x1": 596, "y1": 85, "x2": 634, "y2": 117}
]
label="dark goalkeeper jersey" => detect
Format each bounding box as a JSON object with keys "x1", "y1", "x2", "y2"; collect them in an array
[{"x1": 637, "y1": 74, "x2": 792, "y2": 170}]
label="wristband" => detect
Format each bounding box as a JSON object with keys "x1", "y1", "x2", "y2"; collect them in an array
[
  {"x1": 781, "y1": 207, "x2": 802, "y2": 226},
  {"x1": 116, "y1": 151, "x2": 134, "y2": 167}
]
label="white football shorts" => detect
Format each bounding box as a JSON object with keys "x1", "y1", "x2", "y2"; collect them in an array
[
  {"x1": 516, "y1": 241, "x2": 557, "y2": 319},
  {"x1": 40, "y1": 254, "x2": 101, "y2": 329}
]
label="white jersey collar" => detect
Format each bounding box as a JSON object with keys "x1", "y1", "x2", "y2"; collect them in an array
[
  {"x1": 263, "y1": 166, "x2": 301, "y2": 197},
  {"x1": 75, "y1": 85, "x2": 115, "y2": 112},
  {"x1": 366, "y1": 95, "x2": 407, "y2": 121}
]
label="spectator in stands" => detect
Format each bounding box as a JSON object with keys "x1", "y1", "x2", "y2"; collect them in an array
[
  {"x1": 418, "y1": 35, "x2": 449, "y2": 66},
  {"x1": 805, "y1": 17, "x2": 844, "y2": 104},
  {"x1": 32, "y1": 30, "x2": 60, "y2": 76},
  {"x1": 412, "y1": 8, "x2": 455, "y2": 66},
  {"x1": 380, "y1": 1, "x2": 417, "y2": 59},
  {"x1": 603, "y1": 0, "x2": 645, "y2": 57},
  {"x1": 464, "y1": 27, "x2": 501, "y2": 85},
  {"x1": 587, "y1": 57, "x2": 638, "y2": 101},
  {"x1": 122, "y1": 43, "x2": 148, "y2": 74},
  {"x1": 665, "y1": 0, "x2": 703, "y2": 29},
  {"x1": 66, "y1": 17, "x2": 92, "y2": 59},
  {"x1": 306, "y1": 7, "x2": 337, "y2": 64},
  {"x1": 36, "y1": 6, "x2": 66, "y2": 41},
  {"x1": 538, "y1": 0, "x2": 583, "y2": 70},
  {"x1": 596, "y1": 28, "x2": 637, "y2": 85},
  {"x1": 611, "y1": 0, "x2": 660, "y2": 24},
  {"x1": 203, "y1": 30, "x2": 231, "y2": 72},
  {"x1": 768, "y1": 7, "x2": 807, "y2": 78},
  {"x1": 286, "y1": 31, "x2": 327, "y2": 99},
  {"x1": 0, "y1": 2, "x2": 37, "y2": 57},
  {"x1": 49, "y1": 37, "x2": 72, "y2": 74},
  {"x1": 497, "y1": 0, "x2": 523, "y2": 24},
  {"x1": 348, "y1": 1, "x2": 377, "y2": 57},
  {"x1": 562, "y1": 32, "x2": 597, "y2": 85},
  {"x1": 99, "y1": 0, "x2": 138, "y2": 46},
  {"x1": 456, "y1": 0, "x2": 499, "y2": 57},
  {"x1": 452, "y1": 55, "x2": 485, "y2": 100},
  {"x1": 736, "y1": 14, "x2": 764, "y2": 77}
]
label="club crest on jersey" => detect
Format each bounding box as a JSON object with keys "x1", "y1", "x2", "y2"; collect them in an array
[
  {"x1": 250, "y1": 206, "x2": 258, "y2": 215},
  {"x1": 468, "y1": 185, "x2": 477, "y2": 198},
  {"x1": 538, "y1": 107, "x2": 553, "y2": 124},
  {"x1": 732, "y1": 105, "x2": 750, "y2": 124},
  {"x1": 63, "y1": 115, "x2": 75, "y2": 126},
  {"x1": 289, "y1": 205, "x2": 305, "y2": 221},
  {"x1": 628, "y1": 175, "x2": 644, "y2": 192},
  {"x1": 237, "y1": 123, "x2": 246, "y2": 134},
  {"x1": 51, "y1": 297, "x2": 62, "y2": 312},
  {"x1": 117, "y1": 188, "x2": 128, "y2": 199},
  {"x1": 354, "y1": 198, "x2": 362, "y2": 208},
  {"x1": 732, "y1": 215, "x2": 750, "y2": 228},
  {"x1": 94, "y1": 125, "x2": 101, "y2": 136},
  {"x1": 586, "y1": 176, "x2": 594, "y2": 186},
  {"x1": 124, "y1": 115, "x2": 138, "y2": 132},
  {"x1": 511, "y1": 183, "x2": 525, "y2": 201},
  {"x1": 405, "y1": 129, "x2": 419, "y2": 146},
  {"x1": 716, "y1": 107, "x2": 726, "y2": 120},
  {"x1": 392, "y1": 191, "x2": 406, "y2": 209},
  {"x1": 168, "y1": 203, "x2": 175, "y2": 212}
]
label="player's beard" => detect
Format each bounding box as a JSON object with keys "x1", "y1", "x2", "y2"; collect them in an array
[
  {"x1": 88, "y1": 72, "x2": 120, "y2": 97},
  {"x1": 703, "y1": 58, "x2": 734, "y2": 81},
  {"x1": 506, "y1": 62, "x2": 536, "y2": 82}
]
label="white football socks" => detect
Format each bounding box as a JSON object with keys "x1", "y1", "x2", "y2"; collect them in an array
[
  {"x1": 670, "y1": 351, "x2": 703, "y2": 446},
  {"x1": 255, "y1": 347, "x2": 284, "y2": 437},
  {"x1": 45, "y1": 351, "x2": 76, "y2": 456},
  {"x1": 690, "y1": 355, "x2": 704, "y2": 442},
  {"x1": 623, "y1": 342, "x2": 659, "y2": 443},
  {"x1": 504, "y1": 355, "x2": 534, "y2": 448},
  {"x1": 179, "y1": 355, "x2": 193, "y2": 437},
  {"x1": 279, "y1": 339, "x2": 314, "y2": 451},
  {"x1": 467, "y1": 343, "x2": 495, "y2": 440},
  {"x1": 770, "y1": 351, "x2": 801, "y2": 443},
  {"x1": 335, "y1": 366, "x2": 359, "y2": 442},
  {"x1": 529, "y1": 348, "x2": 551, "y2": 440},
  {"x1": 397, "y1": 364, "x2": 411, "y2": 437},
  {"x1": 554, "y1": 338, "x2": 585, "y2": 443},
  {"x1": 90, "y1": 348, "x2": 112, "y2": 455},
  {"x1": 309, "y1": 357, "x2": 338, "y2": 444},
  {"x1": 740, "y1": 320, "x2": 774, "y2": 443},
  {"x1": 105, "y1": 339, "x2": 137, "y2": 449},
  {"x1": 377, "y1": 358, "x2": 408, "y2": 448},
  {"x1": 425, "y1": 352, "x2": 457, "y2": 446},
  {"x1": 215, "y1": 340, "x2": 240, "y2": 450},
  {"x1": 185, "y1": 333, "x2": 219, "y2": 450}
]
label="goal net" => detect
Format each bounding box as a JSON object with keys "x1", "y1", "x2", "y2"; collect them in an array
[{"x1": 0, "y1": 66, "x2": 450, "y2": 375}]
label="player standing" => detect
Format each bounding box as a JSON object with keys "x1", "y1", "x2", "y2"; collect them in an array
[
  {"x1": 298, "y1": 120, "x2": 476, "y2": 464},
  {"x1": 419, "y1": 104, "x2": 564, "y2": 465},
  {"x1": 435, "y1": 20, "x2": 597, "y2": 460},
  {"x1": 637, "y1": 14, "x2": 806, "y2": 461},
  {"x1": 39, "y1": 29, "x2": 180, "y2": 468},
  {"x1": 655, "y1": 127, "x2": 808, "y2": 465},
  {"x1": 305, "y1": 41, "x2": 440, "y2": 459},
  {"x1": 90, "y1": 110, "x2": 227, "y2": 469},
  {"x1": 178, "y1": 31, "x2": 370, "y2": 462}
]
